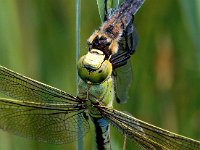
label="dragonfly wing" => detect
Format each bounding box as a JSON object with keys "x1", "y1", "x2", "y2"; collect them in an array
[
  {"x1": 98, "y1": 106, "x2": 200, "y2": 150},
  {"x1": 0, "y1": 98, "x2": 89, "y2": 144},
  {"x1": 0, "y1": 65, "x2": 90, "y2": 143},
  {"x1": 0, "y1": 65, "x2": 78, "y2": 104},
  {"x1": 113, "y1": 60, "x2": 133, "y2": 103}
]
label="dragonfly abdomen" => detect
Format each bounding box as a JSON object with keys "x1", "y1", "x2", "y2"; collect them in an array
[{"x1": 92, "y1": 117, "x2": 111, "y2": 150}]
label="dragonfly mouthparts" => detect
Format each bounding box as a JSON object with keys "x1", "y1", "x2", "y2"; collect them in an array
[{"x1": 83, "y1": 50, "x2": 105, "y2": 71}]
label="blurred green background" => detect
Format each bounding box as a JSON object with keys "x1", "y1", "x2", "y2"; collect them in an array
[{"x1": 0, "y1": 0, "x2": 200, "y2": 150}]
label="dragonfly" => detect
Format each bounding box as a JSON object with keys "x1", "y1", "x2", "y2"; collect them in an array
[{"x1": 0, "y1": 0, "x2": 200, "y2": 150}]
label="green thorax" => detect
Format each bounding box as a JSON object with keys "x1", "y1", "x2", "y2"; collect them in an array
[{"x1": 77, "y1": 76, "x2": 114, "y2": 118}]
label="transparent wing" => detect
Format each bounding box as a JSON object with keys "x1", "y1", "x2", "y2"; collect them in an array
[
  {"x1": 0, "y1": 65, "x2": 78, "y2": 104},
  {"x1": 0, "y1": 98, "x2": 89, "y2": 144},
  {"x1": 0, "y1": 65, "x2": 90, "y2": 143},
  {"x1": 113, "y1": 61, "x2": 133, "y2": 103},
  {"x1": 98, "y1": 106, "x2": 200, "y2": 150}
]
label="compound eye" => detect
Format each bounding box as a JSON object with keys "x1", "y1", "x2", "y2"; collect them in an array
[{"x1": 77, "y1": 53, "x2": 112, "y2": 84}]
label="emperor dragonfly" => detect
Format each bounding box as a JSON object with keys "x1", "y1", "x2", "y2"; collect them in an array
[{"x1": 0, "y1": 0, "x2": 200, "y2": 150}]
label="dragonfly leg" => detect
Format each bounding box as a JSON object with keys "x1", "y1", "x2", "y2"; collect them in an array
[
  {"x1": 104, "y1": 0, "x2": 108, "y2": 21},
  {"x1": 123, "y1": 134, "x2": 127, "y2": 150},
  {"x1": 110, "y1": 51, "x2": 131, "y2": 69},
  {"x1": 110, "y1": 18, "x2": 137, "y2": 69}
]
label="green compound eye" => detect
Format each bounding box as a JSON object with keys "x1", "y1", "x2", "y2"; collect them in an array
[{"x1": 77, "y1": 54, "x2": 112, "y2": 84}]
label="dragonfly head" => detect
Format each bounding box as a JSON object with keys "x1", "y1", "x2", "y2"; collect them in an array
[{"x1": 77, "y1": 49, "x2": 112, "y2": 84}]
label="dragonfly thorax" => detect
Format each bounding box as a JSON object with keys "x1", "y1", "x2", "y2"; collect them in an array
[
  {"x1": 78, "y1": 75, "x2": 114, "y2": 111},
  {"x1": 77, "y1": 49, "x2": 112, "y2": 84}
]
